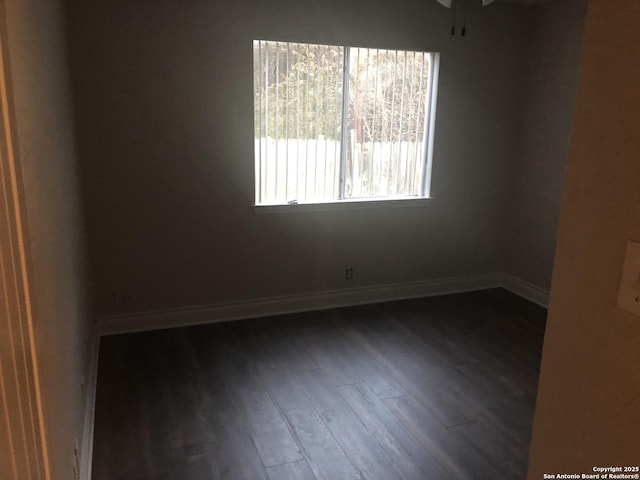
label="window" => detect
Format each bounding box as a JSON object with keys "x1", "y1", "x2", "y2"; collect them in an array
[{"x1": 253, "y1": 40, "x2": 439, "y2": 206}]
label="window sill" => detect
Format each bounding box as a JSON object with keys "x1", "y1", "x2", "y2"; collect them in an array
[{"x1": 254, "y1": 196, "x2": 432, "y2": 214}]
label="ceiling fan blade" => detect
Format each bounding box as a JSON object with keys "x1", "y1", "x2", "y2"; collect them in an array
[
  {"x1": 482, "y1": 0, "x2": 496, "y2": 5},
  {"x1": 436, "y1": 0, "x2": 453, "y2": 7}
]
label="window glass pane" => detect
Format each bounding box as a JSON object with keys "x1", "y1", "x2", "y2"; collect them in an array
[
  {"x1": 254, "y1": 40, "x2": 344, "y2": 204},
  {"x1": 345, "y1": 48, "x2": 430, "y2": 199}
]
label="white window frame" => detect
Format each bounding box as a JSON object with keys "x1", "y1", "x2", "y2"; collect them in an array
[{"x1": 253, "y1": 41, "x2": 440, "y2": 210}]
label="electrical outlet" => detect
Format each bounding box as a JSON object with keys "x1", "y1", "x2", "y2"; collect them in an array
[
  {"x1": 110, "y1": 292, "x2": 122, "y2": 307},
  {"x1": 617, "y1": 241, "x2": 640, "y2": 316},
  {"x1": 345, "y1": 267, "x2": 354, "y2": 280},
  {"x1": 110, "y1": 292, "x2": 132, "y2": 307}
]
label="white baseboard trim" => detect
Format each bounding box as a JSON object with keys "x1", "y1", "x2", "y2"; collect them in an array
[
  {"x1": 501, "y1": 273, "x2": 550, "y2": 308},
  {"x1": 80, "y1": 325, "x2": 99, "y2": 480},
  {"x1": 97, "y1": 272, "x2": 503, "y2": 336}
]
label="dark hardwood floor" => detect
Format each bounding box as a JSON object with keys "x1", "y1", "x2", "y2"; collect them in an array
[{"x1": 92, "y1": 288, "x2": 546, "y2": 480}]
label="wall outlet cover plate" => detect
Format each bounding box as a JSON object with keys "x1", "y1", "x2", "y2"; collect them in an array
[{"x1": 616, "y1": 240, "x2": 640, "y2": 316}]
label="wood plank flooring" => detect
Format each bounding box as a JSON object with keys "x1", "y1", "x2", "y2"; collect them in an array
[{"x1": 92, "y1": 288, "x2": 546, "y2": 480}]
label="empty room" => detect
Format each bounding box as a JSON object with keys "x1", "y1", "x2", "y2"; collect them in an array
[{"x1": 1, "y1": 0, "x2": 639, "y2": 479}]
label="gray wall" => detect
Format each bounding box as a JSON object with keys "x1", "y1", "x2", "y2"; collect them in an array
[
  {"x1": 4, "y1": 0, "x2": 90, "y2": 478},
  {"x1": 66, "y1": 0, "x2": 531, "y2": 316},
  {"x1": 505, "y1": 0, "x2": 586, "y2": 290}
]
